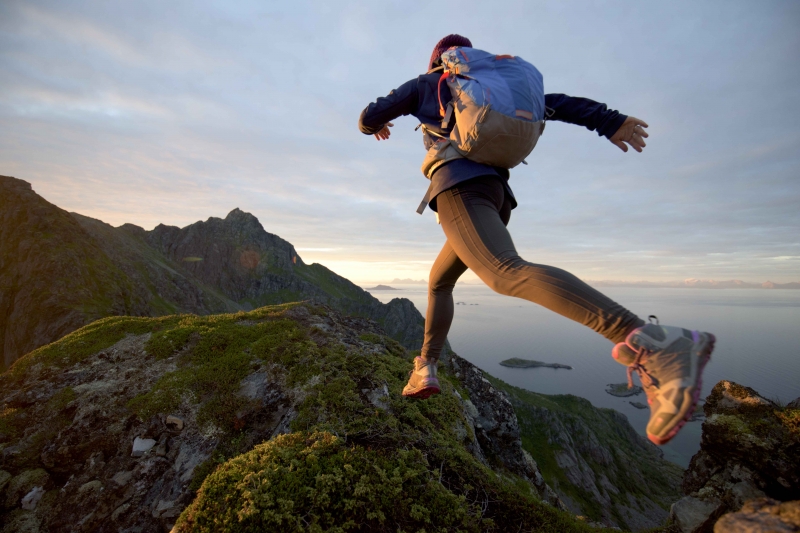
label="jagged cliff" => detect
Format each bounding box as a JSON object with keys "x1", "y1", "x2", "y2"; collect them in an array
[
  {"x1": 0, "y1": 176, "x2": 423, "y2": 369},
  {"x1": 670, "y1": 380, "x2": 800, "y2": 532},
  {"x1": 487, "y1": 379, "x2": 683, "y2": 530}
]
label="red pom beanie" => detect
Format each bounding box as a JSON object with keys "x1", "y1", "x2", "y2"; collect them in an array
[{"x1": 429, "y1": 34, "x2": 472, "y2": 70}]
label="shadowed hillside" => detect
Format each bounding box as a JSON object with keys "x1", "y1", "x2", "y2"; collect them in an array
[{"x1": 0, "y1": 176, "x2": 423, "y2": 369}]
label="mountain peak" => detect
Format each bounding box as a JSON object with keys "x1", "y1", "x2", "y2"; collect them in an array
[
  {"x1": 0, "y1": 175, "x2": 33, "y2": 192},
  {"x1": 225, "y1": 207, "x2": 256, "y2": 220}
]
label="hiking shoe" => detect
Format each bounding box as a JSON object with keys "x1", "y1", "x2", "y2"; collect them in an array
[
  {"x1": 402, "y1": 356, "x2": 441, "y2": 399},
  {"x1": 612, "y1": 321, "x2": 715, "y2": 445}
]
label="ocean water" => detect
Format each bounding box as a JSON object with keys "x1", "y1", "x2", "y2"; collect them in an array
[{"x1": 366, "y1": 284, "x2": 800, "y2": 467}]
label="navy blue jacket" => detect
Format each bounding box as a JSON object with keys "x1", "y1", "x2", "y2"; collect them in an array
[{"x1": 359, "y1": 72, "x2": 627, "y2": 211}]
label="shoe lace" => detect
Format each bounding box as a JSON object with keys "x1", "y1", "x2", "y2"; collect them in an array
[{"x1": 627, "y1": 347, "x2": 659, "y2": 390}]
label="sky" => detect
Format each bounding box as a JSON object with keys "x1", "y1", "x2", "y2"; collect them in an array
[{"x1": 1, "y1": 0, "x2": 799, "y2": 284}]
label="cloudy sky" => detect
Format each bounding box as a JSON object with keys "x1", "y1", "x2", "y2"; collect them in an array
[{"x1": 2, "y1": 0, "x2": 798, "y2": 283}]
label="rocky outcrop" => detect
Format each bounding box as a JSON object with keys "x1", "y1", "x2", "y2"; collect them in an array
[
  {"x1": 671, "y1": 380, "x2": 800, "y2": 532},
  {"x1": 0, "y1": 176, "x2": 424, "y2": 369},
  {"x1": 714, "y1": 498, "x2": 800, "y2": 532},
  {"x1": 447, "y1": 354, "x2": 565, "y2": 509},
  {"x1": 0, "y1": 303, "x2": 578, "y2": 532}
]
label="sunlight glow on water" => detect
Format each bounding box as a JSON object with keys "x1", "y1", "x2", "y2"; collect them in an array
[{"x1": 367, "y1": 285, "x2": 800, "y2": 467}]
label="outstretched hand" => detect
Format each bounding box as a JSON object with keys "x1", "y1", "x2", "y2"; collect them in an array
[
  {"x1": 374, "y1": 122, "x2": 394, "y2": 141},
  {"x1": 610, "y1": 116, "x2": 649, "y2": 153}
]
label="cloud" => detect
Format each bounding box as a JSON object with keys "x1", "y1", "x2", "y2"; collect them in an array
[{"x1": 1, "y1": 0, "x2": 799, "y2": 283}]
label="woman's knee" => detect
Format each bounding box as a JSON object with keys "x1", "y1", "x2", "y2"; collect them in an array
[{"x1": 429, "y1": 278, "x2": 457, "y2": 295}]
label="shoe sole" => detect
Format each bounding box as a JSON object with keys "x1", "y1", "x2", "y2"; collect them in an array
[
  {"x1": 648, "y1": 332, "x2": 715, "y2": 445},
  {"x1": 402, "y1": 384, "x2": 441, "y2": 400}
]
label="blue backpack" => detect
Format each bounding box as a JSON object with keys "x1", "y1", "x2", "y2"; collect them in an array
[{"x1": 420, "y1": 47, "x2": 546, "y2": 178}]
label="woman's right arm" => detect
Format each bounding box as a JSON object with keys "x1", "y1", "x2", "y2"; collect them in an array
[{"x1": 358, "y1": 79, "x2": 419, "y2": 136}]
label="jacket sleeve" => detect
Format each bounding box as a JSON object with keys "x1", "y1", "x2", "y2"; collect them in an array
[
  {"x1": 544, "y1": 94, "x2": 627, "y2": 139},
  {"x1": 358, "y1": 78, "x2": 419, "y2": 135}
]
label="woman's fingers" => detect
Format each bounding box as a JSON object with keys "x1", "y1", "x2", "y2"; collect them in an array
[{"x1": 374, "y1": 122, "x2": 394, "y2": 141}]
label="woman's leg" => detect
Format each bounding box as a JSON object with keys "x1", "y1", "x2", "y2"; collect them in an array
[
  {"x1": 402, "y1": 241, "x2": 468, "y2": 398},
  {"x1": 421, "y1": 241, "x2": 468, "y2": 362},
  {"x1": 435, "y1": 176, "x2": 643, "y2": 344}
]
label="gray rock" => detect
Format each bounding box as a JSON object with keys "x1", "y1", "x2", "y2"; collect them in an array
[
  {"x1": 20, "y1": 487, "x2": 45, "y2": 510},
  {"x1": 0, "y1": 470, "x2": 11, "y2": 499},
  {"x1": 77, "y1": 480, "x2": 102, "y2": 495},
  {"x1": 1, "y1": 509, "x2": 42, "y2": 533},
  {"x1": 111, "y1": 503, "x2": 130, "y2": 521},
  {"x1": 671, "y1": 495, "x2": 724, "y2": 533},
  {"x1": 363, "y1": 383, "x2": 390, "y2": 410},
  {"x1": 111, "y1": 471, "x2": 134, "y2": 487},
  {"x1": 131, "y1": 437, "x2": 157, "y2": 457},
  {"x1": 4, "y1": 469, "x2": 50, "y2": 509}
]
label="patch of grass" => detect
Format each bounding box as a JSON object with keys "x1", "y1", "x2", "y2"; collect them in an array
[
  {"x1": 8, "y1": 315, "x2": 171, "y2": 379},
  {"x1": 129, "y1": 313, "x2": 306, "y2": 431}
]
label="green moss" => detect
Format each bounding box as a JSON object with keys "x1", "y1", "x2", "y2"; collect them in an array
[
  {"x1": 173, "y1": 306, "x2": 601, "y2": 532},
  {"x1": 145, "y1": 326, "x2": 195, "y2": 359},
  {"x1": 175, "y1": 432, "x2": 478, "y2": 533},
  {"x1": 129, "y1": 314, "x2": 303, "y2": 431},
  {"x1": 8, "y1": 315, "x2": 168, "y2": 379}
]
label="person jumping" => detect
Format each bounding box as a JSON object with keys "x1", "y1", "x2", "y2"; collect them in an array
[{"x1": 358, "y1": 34, "x2": 714, "y2": 445}]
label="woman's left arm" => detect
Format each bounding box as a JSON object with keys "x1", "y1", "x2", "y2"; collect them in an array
[{"x1": 544, "y1": 93, "x2": 648, "y2": 152}]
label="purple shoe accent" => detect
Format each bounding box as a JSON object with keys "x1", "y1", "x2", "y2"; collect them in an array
[{"x1": 648, "y1": 333, "x2": 715, "y2": 445}]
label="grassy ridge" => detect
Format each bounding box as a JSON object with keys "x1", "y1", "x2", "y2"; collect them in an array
[{"x1": 3, "y1": 302, "x2": 615, "y2": 532}]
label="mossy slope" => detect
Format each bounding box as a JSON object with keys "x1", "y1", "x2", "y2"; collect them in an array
[{"x1": 1, "y1": 302, "x2": 608, "y2": 532}]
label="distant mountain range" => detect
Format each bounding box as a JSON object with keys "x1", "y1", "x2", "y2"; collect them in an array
[
  {"x1": 587, "y1": 279, "x2": 800, "y2": 289},
  {"x1": 371, "y1": 278, "x2": 800, "y2": 290},
  {"x1": 0, "y1": 176, "x2": 423, "y2": 369}
]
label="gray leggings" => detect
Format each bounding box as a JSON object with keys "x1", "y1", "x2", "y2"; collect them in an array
[{"x1": 422, "y1": 176, "x2": 644, "y2": 361}]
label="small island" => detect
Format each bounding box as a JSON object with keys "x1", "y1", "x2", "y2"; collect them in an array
[
  {"x1": 606, "y1": 383, "x2": 643, "y2": 397},
  {"x1": 629, "y1": 401, "x2": 648, "y2": 409},
  {"x1": 366, "y1": 285, "x2": 399, "y2": 291},
  {"x1": 499, "y1": 357, "x2": 572, "y2": 370}
]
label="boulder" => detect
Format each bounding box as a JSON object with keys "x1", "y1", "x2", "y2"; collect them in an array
[
  {"x1": 714, "y1": 498, "x2": 800, "y2": 533},
  {"x1": 678, "y1": 381, "x2": 800, "y2": 532},
  {"x1": 670, "y1": 495, "x2": 723, "y2": 532}
]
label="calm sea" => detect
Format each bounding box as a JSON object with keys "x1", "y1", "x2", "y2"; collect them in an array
[{"x1": 365, "y1": 284, "x2": 800, "y2": 467}]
